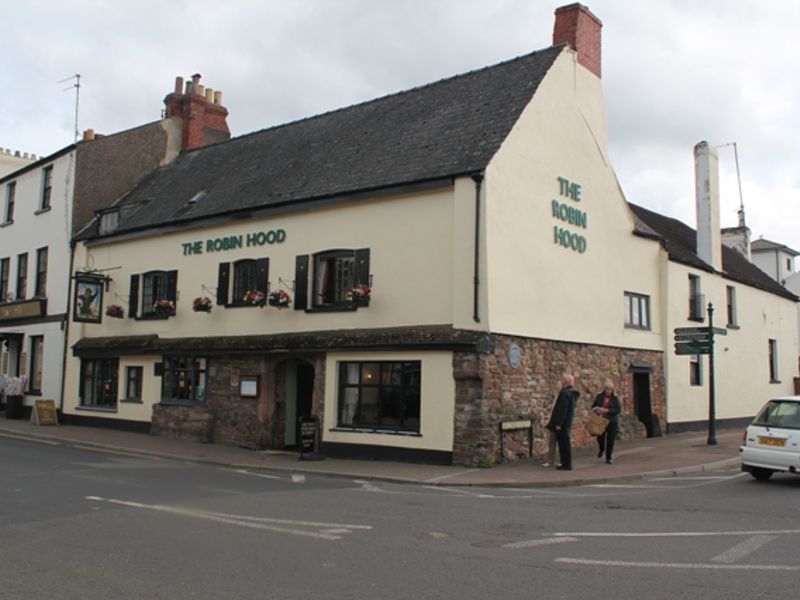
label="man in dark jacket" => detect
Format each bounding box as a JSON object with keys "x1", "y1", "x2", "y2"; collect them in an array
[{"x1": 546, "y1": 373, "x2": 579, "y2": 471}]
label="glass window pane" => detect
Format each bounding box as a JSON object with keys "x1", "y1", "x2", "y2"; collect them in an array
[{"x1": 361, "y1": 363, "x2": 380, "y2": 385}]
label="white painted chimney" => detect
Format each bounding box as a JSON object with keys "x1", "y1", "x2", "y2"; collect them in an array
[{"x1": 694, "y1": 141, "x2": 722, "y2": 271}]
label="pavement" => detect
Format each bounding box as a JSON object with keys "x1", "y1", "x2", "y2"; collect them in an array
[{"x1": 0, "y1": 416, "x2": 744, "y2": 487}]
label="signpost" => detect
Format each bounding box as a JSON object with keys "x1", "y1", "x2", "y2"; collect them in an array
[{"x1": 674, "y1": 305, "x2": 727, "y2": 445}]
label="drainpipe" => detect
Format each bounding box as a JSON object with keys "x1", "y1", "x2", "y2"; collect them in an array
[
  {"x1": 59, "y1": 239, "x2": 76, "y2": 416},
  {"x1": 471, "y1": 172, "x2": 484, "y2": 323}
]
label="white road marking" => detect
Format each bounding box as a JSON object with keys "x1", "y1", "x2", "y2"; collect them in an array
[
  {"x1": 555, "y1": 557, "x2": 800, "y2": 571},
  {"x1": 584, "y1": 484, "x2": 672, "y2": 489},
  {"x1": 86, "y1": 496, "x2": 371, "y2": 540},
  {"x1": 232, "y1": 469, "x2": 282, "y2": 480},
  {"x1": 422, "y1": 486, "x2": 496, "y2": 498},
  {"x1": 649, "y1": 474, "x2": 745, "y2": 481},
  {"x1": 0, "y1": 433, "x2": 60, "y2": 445},
  {"x1": 552, "y1": 529, "x2": 800, "y2": 538},
  {"x1": 712, "y1": 535, "x2": 777, "y2": 564},
  {"x1": 354, "y1": 480, "x2": 385, "y2": 493},
  {"x1": 503, "y1": 536, "x2": 579, "y2": 549},
  {"x1": 291, "y1": 474, "x2": 306, "y2": 484}
]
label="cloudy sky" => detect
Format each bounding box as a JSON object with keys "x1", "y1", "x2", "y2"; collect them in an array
[{"x1": 2, "y1": 1, "x2": 798, "y2": 253}]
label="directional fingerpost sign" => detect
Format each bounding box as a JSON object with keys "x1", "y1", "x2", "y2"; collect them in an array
[{"x1": 674, "y1": 306, "x2": 728, "y2": 446}]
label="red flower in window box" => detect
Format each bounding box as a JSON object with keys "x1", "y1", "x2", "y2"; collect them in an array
[
  {"x1": 242, "y1": 289, "x2": 266, "y2": 307},
  {"x1": 346, "y1": 284, "x2": 371, "y2": 306},
  {"x1": 152, "y1": 299, "x2": 176, "y2": 316}
]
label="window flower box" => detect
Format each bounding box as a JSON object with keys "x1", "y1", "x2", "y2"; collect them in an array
[
  {"x1": 192, "y1": 297, "x2": 213, "y2": 313},
  {"x1": 105, "y1": 304, "x2": 125, "y2": 319},
  {"x1": 152, "y1": 299, "x2": 176, "y2": 316},
  {"x1": 267, "y1": 289, "x2": 291, "y2": 309},
  {"x1": 242, "y1": 290, "x2": 266, "y2": 307},
  {"x1": 346, "y1": 284, "x2": 371, "y2": 306}
]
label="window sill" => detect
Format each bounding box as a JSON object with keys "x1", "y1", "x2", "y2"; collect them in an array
[
  {"x1": 137, "y1": 313, "x2": 172, "y2": 320},
  {"x1": 305, "y1": 305, "x2": 358, "y2": 313},
  {"x1": 0, "y1": 220, "x2": 12, "y2": 228},
  {"x1": 76, "y1": 405, "x2": 118, "y2": 413},
  {"x1": 121, "y1": 398, "x2": 143, "y2": 404},
  {"x1": 726, "y1": 324, "x2": 740, "y2": 330},
  {"x1": 330, "y1": 426, "x2": 421, "y2": 437},
  {"x1": 687, "y1": 316, "x2": 705, "y2": 323},
  {"x1": 225, "y1": 302, "x2": 264, "y2": 309},
  {"x1": 34, "y1": 206, "x2": 51, "y2": 215},
  {"x1": 26, "y1": 390, "x2": 42, "y2": 396},
  {"x1": 623, "y1": 325, "x2": 652, "y2": 331},
  {"x1": 770, "y1": 379, "x2": 782, "y2": 385}
]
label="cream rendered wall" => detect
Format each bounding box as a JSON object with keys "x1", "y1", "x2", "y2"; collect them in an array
[
  {"x1": 63, "y1": 187, "x2": 459, "y2": 413},
  {"x1": 323, "y1": 351, "x2": 455, "y2": 452},
  {"x1": 482, "y1": 50, "x2": 662, "y2": 350},
  {"x1": 1, "y1": 152, "x2": 75, "y2": 408},
  {"x1": 664, "y1": 262, "x2": 799, "y2": 424}
]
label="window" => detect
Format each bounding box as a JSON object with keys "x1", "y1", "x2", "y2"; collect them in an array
[
  {"x1": 726, "y1": 286, "x2": 737, "y2": 328},
  {"x1": 689, "y1": 355, "x2": 702, "y2": 386},
  {"x1": 99, "y1": 210, "x2": 119, "y2": 235},
  {"x1": 29, "y1": 336, "x2": 43, "y2": 393},
  {"x1": 624, "y1": 292, "x2": 650, "y2": 330},
  {"x1": 787, "y1": 258, "x2": 792, "y2": 272},
  {"x1": 35, "y1": 247, "x2": 48, "y2": 297},
  {"x1": 0, "y1": 258, "x2": 9, "y2": 301},
  {"x1": 125, "y1": 366, "x2": 143, "y2": 401},
  {"x1": 215, "y1": 259, "x2": 268, "y2": 307},
  {"x1": 40, "y1": 165, "x2": 53, "y2": 210},
  {"x1": 769, "y1": 339, "x2": 779, "y2": 383},
  {"x1": 753, "y1": 400, "x2": 800, "y2": 429},
  {"x1": 80, "y1": 358, "x2": 119, "y2": 408},
  {"x1": 688, "y1": 275, "x2": 704, "y2": 321},
  {"x1": 337, "y1": 361, "x2": 421, "y2": 432},
  {"x1": 132, "y1": 270, "x2": 177, "y2": 317},
  {"x1": 162, "y1": 356, "x2": 207, "y2": 403},
  {"x1": 4, "y1": 181, "x2": 15, "y2": 222},
  {"x1": 16, "y1": 253, "x2": 27, "y2": 300},
  {"x1": 307, "y1": 248, "x2": 370, "y2": 309},
  {"x1": 233, "y1": 259, "x2": 258, "y2": 303}
]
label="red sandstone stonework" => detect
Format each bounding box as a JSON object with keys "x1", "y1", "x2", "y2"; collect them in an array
[{"x1": 453, "y1": 335, "x2": 664, "y2": 466}]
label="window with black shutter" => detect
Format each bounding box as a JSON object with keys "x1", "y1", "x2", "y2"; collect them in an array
[{"x1": 310, "y1": 248, "x2": 370, "y2": 310}]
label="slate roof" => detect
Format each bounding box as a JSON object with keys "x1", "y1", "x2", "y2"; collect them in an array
[
  {"x1": 629, "y1": 203, "x2": 798, "y2": 301},
  {"x1": 85, "y1": 45, "x2": 563, "y2": 239}
]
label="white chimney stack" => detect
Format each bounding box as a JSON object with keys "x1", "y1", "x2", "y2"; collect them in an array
[{"x1": 694, "y1": 141, "x2": 722, "y2": 271}]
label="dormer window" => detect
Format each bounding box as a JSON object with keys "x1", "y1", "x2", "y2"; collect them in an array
[{"x1": 99, "y1": 209, "x2": 120, "y2": 235}]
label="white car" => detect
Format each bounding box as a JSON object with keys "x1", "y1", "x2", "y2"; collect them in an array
[{"x1": 740, "y1": 395, "x2": 800, "y2": 481}]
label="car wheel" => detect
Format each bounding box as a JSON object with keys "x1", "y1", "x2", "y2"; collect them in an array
[{"x1": 749, "y1": 467, "x2": 774, "y2": 481}]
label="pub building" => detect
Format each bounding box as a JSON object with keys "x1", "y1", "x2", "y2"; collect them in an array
[{"x1": 61, "y1": 4, "x2": 798, "y2": 465}]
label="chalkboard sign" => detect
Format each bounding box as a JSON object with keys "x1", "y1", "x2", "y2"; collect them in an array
[
  {"x1": 298, "y1": 415, "x2": 324, "y2": 461},
  {"x1": 33, "y1": 400, "x2": 58, "y2": 426},
  {"x1": 299, "y1": 416, "x2": 317, "y2": 453}
]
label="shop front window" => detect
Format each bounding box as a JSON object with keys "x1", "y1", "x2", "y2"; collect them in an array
[
  {"x1": 162, "y1": 356, "x2": 207, "y2": 403},
  {"x1": 80, "y1": 358, "x2": 119, "y2": 408},
  {"x1": 337, "y1": 361, "x2": 420, "y2": 432}
]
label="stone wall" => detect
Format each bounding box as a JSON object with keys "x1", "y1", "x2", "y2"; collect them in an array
[{"x1": 452, "y1": 334, "x2": 664, "y2": 466}]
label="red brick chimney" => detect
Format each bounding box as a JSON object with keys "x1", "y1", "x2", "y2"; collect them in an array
[
  {"x1": 552, "y1": 3, "x2": 602, "y2": 78},
  {"x1": 163, "y1": 73, "x2": 230, "y2": 151}
]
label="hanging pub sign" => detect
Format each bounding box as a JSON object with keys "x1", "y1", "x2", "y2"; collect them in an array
[{"x1": 73, "y1": 276, "x2": 104, "y2": 323}]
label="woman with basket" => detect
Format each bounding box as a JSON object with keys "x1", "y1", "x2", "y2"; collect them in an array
[{"x1": 591, "y1": 381, "x2": 621, "y2": 464}]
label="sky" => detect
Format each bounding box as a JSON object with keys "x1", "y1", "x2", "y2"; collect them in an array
[{"x1": 1, "y1": 0, "x2": 799, "y2": 254}]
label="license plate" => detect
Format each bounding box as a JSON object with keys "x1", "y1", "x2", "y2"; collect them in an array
[{"x1": 758, "y1": 436, "x2": 786, "y2": 447}]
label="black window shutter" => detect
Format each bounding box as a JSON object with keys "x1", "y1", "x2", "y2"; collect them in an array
[
  {"x1": 217, "y1": 262, "x2": 230, "y2": 306},
  {"x1": 129, "y1": 274, "x2": 139, "y2": 318},
  {"x1": 355, "y1": 248, "x2": 370, "y2": 285},
  {"x1": 294, "y1": 255, "x2": 308, "y2": 310},
  {"x1": 256, "y1": 258, "x2": 269, "y2": 293},
  {"x1": 166, "y1": 270, "x2": 178, "y2": 303}
]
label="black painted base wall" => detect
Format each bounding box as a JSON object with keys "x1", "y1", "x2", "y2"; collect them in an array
[
  {"x1": 322, "y1": 441, "x2": 452, "y2": 465},
  {"x1": 60, "y1": 412, "x2": 151, "y2": 434},
  {"x1": 666, "y1": 416, "x2": 752, "y2": 435}
]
